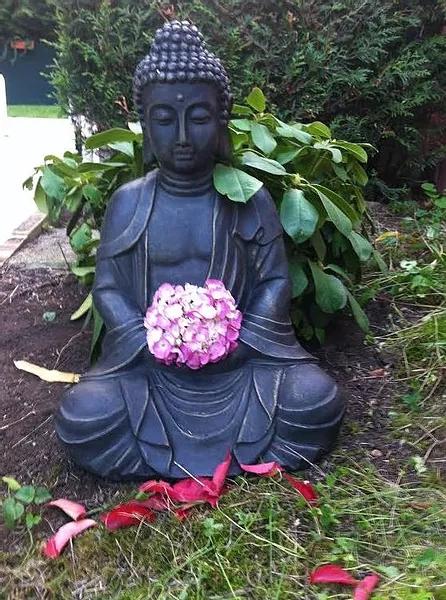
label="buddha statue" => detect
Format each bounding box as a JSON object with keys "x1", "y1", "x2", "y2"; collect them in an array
[{"x1": 56, "y1": 21, "x2": 344, "y2": 480}]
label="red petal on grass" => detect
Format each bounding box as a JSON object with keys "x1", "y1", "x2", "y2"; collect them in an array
[
  {"x1": 240, "y1": 461, "x2": 283, "y2": 477},
  {"x1": 354, "y1": 574, "x2": 380, "y2": 600},
  {"x1": 283, "y1": 473, "x2": 318, "y2": 503},
  {"x1": 142, "y1": 494, "x2": 170, "y2": 511},
  {"x1": 309, "y1": 564, "x2": 359, "y2": 586},
  {"x1": 46, "y1": 498, "x2": 87, "y2": 521},
  {"x1": 101, "y1": 501, "x2": 157, "y2": 530},
  {"x1": 43, "y1": 518, "x2": 96, "y2": 558},
  {"x1": 170, "y1": 477, "x2": 217, "y2": 504},
  {"x1": 138, "y1": 480, "x2": 174, "y2": 495},
  {"x1": 212, "y1": 451, "x2": 232, "y2": 492}
]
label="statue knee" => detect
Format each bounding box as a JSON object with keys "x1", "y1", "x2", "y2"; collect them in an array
[
  {"x1": 279, "y1": 362, "x2": 344, "y2": 424},
  {"x1": 56, "y1": 379, "x2": 126, "y2": 442}
]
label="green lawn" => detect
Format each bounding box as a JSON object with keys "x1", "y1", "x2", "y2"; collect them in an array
[{"x1": 7, "y1": 104, "x2": 65, "y2": 118}]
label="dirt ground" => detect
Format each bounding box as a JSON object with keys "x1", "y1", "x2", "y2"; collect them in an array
[{"x1": 0, "y1": 260, "x2": 409, "y2": 550}]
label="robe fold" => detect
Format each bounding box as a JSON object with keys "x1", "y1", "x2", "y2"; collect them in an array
[{"x1": 56, "y1": 170, "x2": 343, "y2": 479}]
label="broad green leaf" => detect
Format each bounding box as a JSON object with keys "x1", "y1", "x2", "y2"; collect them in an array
[
  {"x1": 33, "y1": 487, "x2": 52, "y2": 505},
  {"x1": 15, "y1": 485, "x2": 35, "y2": 504},
  {"x1": 90, "y1": 303, "x2": 105, "y2": 361},
  {"x1": 311, "y1": 184, "x2": 360, "y2": 225},
  {"x1": 229, "y1": 128, "x2": 248, "y2": 150},
  {"x1": 274, "y1": 145, "x2": 301, "y2": 165},
  {"x1": 71, "y1": 292, "x2": 93, "y2": 320},
  {"x1": 288, "y1": 261, "x2": 308, "y2": 297},
  {"x1": 83, "y1": 183, "x2": 102, "y2": 205},
  {"x1": 3, "y1": 498, "x2": 24, "y2": 528},
  {"x1": 33, "y1": 181, "x2": 48, "y2": 213},
  {"x1": 240, "y1": 151, "x2": 286, "y2": 175},
  {"x1": 347, "y1": 291, "x2": 369, "y2": 332},
  {"x1": 350, "y1": 161, "x2": 369, "y2": 186},
  {"x1": 251, "y1": 123, "x2": 277, "y2": 154},
  {"x1": 109, "y1": 141, "x2": 134, "y2": 157},
  {"x1": 332, "y1": 163, "x2": 349, "y2": 181},
  {"x1": 26, "y1": 513, "x2": 42, "y2": 529},
  {"x1": 77, "y1": 162, "x2": 129, "y2": 173},
  {"x1": 230, "y1": 119, "x2": 252, "y2": 132},
  {"x1": 314, "y1": 141, "x2": 342, "y2": 163},
  {"x1": 246, "y1": 87, "x2": 266, "y2": 112},
  {"x1": 309, "y1": 262, "x2": 348, "y2": 313},
  {"x1": 280, "y1": 189, "x2": 318, "y2": 243},
  {"x1": 65, "y1": 186, "x2": 83, "y2": 212},
  {"x1": 71, "y1": 265, "x2": 96, "y2": 278},
  {"x1": 2, "y1": 476, "x2": 21, "y2": 492},
  {"x1": 434, "y1": 197, "x2": 446, "y2": 208},
  {"x1": 276, "y1": 122, "x2": 313, "y2": 144},
  {"x1": 40, "y1": 167, "x2": 66, "y2": 200},
  {"x1": 213, "y1": 163, "x2": 262, "y2": 203},
  {"x1": 325, "y1": 264, "x2": 352, "y2": 284},
  {"x1": 310, "y1": 230, "x2": 327, "y2": 261},
  {"x1": 305, "y1": 121, "x2": 331, "y2": 138},
  {"x1": 310, "y1": 186, "x2": 352, "y2": 236},
  {"x1": 85, "y1": 128, "x2": 137, "y2": 150},
  {"x1": 44, "y1": 155, "x2": 78, "y2": 177},
  {"x1": 348, "y1": 231, "x2": 373, "y2": 261},
  {"x1": 231, "y1": 104, "x2": 253, "y2": 116},
  {"x1": 70, "y1": 223, "x2": 92, "y2": 252},
  {"x1": 22, "y1": 175, "x2": 34, "y2": 190},
  {"x1": 332, "y1": 141, "x2": 368, "y2": 163}
]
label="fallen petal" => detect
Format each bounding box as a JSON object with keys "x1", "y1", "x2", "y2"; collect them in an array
[
  {"x1": 101, "y1": 501, "x2": 156, "y2": 530},
  {"x1": 47, "y1": 498, "x2": 87, "y2": 521},
  {"x1": 354, "y1": 574, "x2": 380, "y2": 600},
  {"x1": 309, "y1": 564, "x2": 359, "y2": 586},
  {"x1": 142, "y1": 494, "x2": 170, "y2": 511},
  {"x1": 212, "y1": 452, "x2": 232, "y2": 492},
  {"x1": 283, "y1": 473, "x2": 318, "y2": 503},
  {"x1": 138, "y1": 480, "x2": 174, "y2": 495},
  {"x1": 240, "y1": 461, "x2": 283, "y2": 477},
  {"x1": 170, "y1": 478, "x2": 217, "y2": 504},
  {"x1": 42, "y1": 518, "x2": 96, "y2": 558}
]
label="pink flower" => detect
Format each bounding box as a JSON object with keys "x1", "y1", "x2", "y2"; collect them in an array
[{"x1": 144, "y1": 280, "x2": 242, "y2": 369}]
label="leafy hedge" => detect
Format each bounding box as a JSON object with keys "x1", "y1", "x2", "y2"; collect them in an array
[
  {"x1": 47, "y1": 0, "x2": 446, "y2": 193},
  {"x1": 28, "y1": 89, "x2": 377, "y2": 350},
  {"x1": 0, "y1": 0, "x2": 55, "y2": 43}
]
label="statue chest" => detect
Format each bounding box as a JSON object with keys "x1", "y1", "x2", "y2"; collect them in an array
[{"x1": 147, "y1": 190, "x2": 215, "y2": 288}]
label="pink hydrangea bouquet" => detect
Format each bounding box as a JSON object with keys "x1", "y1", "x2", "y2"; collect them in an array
[{"x1": 144, "y1": 279, "x2": 242, "y2": 369}]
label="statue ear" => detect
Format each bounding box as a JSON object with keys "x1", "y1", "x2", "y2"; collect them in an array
[{"x1": 216, "y1": 126, "x2": 232, "y2": 163}]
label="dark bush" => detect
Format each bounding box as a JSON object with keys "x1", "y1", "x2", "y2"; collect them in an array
[{"x1": 47, "y1": 0, "x2": 446, "y2": 192}]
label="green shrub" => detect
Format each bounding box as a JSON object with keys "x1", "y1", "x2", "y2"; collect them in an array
[
  {"x1": 28, "y1": 88, "x2": 375, "y2": 349},
  {"x1": 47, "y1": 0, "x2": 446, "y2": 193},
  {"x1": 0, "y1": 0, "x2": 55, "y2": 43}
]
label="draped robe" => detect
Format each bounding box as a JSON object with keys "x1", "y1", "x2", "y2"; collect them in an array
[{"x1": 56, "y1": 171, "x2": 344, "y2": 479}]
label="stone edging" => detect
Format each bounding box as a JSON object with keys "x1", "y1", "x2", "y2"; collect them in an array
[{"x1": 0, "y1": 213, "x2": 47, "y2": 267}]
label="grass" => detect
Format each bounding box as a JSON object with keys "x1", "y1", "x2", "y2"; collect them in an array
[
  {"x1": 7, "y1": 104, "x2": 65, "y2": 118},
  {"x1": 2, "y1": 459, "x2": 446, "y2": 599},
  {"x1": 1, "y1": 196, "x2": 446, "y2": 599}
]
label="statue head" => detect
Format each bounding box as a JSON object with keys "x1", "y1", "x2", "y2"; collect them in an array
[{"x1": 133, "y1": 21, "x2": 233, "y2": 174}]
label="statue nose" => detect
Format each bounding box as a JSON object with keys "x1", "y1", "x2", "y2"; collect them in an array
[{"x1": 178, "y1": 114, "x2": 187, "y2": 145}]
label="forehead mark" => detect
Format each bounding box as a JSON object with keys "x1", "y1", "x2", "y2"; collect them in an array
[{"x1": 176, "y1": 93, "x2": 185, "y2": 102}]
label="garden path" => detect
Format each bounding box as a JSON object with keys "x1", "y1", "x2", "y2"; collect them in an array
[{"x1": 0, "y1": 116, "x2": 74, "y2": 244}]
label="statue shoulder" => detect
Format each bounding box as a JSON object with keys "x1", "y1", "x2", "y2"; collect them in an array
[
  {"x1": 233, "y1": 185, "x2": 283, "y2": 245},
  {"x1": 98, "y1": 171, "x2": 157, "y2": 258}
]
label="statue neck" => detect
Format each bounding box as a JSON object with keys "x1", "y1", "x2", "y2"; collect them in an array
[{"x1": 158, "y1": 167, "x2": 214, "y2": 197}]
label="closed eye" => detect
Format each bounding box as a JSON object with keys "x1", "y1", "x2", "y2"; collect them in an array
[{"x1": 189, "y1": 107, "x2": 212, "y2": 124}]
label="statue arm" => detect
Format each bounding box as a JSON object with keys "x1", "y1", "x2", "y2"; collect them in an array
[{"x1": 237, "y1": 189, "x2": 312, "y2": 361}]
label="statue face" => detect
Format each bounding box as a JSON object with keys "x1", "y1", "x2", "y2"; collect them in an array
[{"x1": 143, "y1": 82, "x2": 221, "y2": 175}]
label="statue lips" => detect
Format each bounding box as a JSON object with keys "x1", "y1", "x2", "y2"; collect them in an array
[{"x1": 174, "y1": 145, "x2": 194, "y2": 160}]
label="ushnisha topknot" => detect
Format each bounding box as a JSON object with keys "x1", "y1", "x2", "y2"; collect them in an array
[{"x1": 133, "y1": 20, "x2": 232, "y2": 128}]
